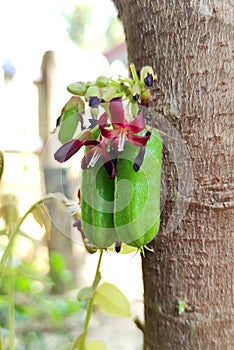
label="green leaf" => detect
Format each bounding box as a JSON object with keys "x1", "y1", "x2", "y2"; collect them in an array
[
  {"x1": 77, "y1": 271, "x2": 101, "y2": 301},
  {"x1": 86, "y1": 340, "x2": 108, "y2": 350},
  {"x1": 58, "y1": 109, "x2": 79, "y2": 144},
  {"x1": 77, "y1": 286, "x2": 94, "y2": 301},
  {"x1": 94, "y1": 282, "x2": 130, "y2": 318},
  {"x1": 58, "y1": 96, "x2": 84, "y2": 144},
  {"x1": 177, "y1": 300, "x2": 187, "y2": 315},
  {"x1": 32, "y1": 204, "x2": 51, "y2": 240}
]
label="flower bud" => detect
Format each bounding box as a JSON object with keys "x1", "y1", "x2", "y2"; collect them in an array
[
  {"x1": 140, "y1": 66, "x2": 157, "y2": 87},
  {"x1": 64, "y1": 96, "x2": 85, "y2": 113},
  {"x1": 67, "y1": 82, "x2": 87, "y2": 96},
  {"x1": 95, "y1": 75, "x2": 109, "y2": 88},
  {"x1": 102, "y1": 86, "x2": 118, "y2": 102},
  {"x1": 131, "y1": 83, "x2": 141, "y2": 102},
  {"x1": 85, "y1": 86, "x2": 101, "y2": 101}
]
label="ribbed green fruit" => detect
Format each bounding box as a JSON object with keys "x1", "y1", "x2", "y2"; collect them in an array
[
  {"x1": 81, "y1": 160, "x2": 117, "y2": 249},
  {"x1": 114, "y1": 130, "x2": 162, "y2": 249}
]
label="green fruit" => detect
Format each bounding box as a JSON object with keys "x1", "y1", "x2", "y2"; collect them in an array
[
  {"x1": 114, "y1": 130, "x2": 162, "y2": 249},
  {"x1": 67, "y1": 82, "x2": 87, "y2": 96},
  {"x1": 95, "y1": 76, "x2": 109, "y2": 88},
  {"x1": 81, "y1": 159, "x2": 117, "y2": 249}
]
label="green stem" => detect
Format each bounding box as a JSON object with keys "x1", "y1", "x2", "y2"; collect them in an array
[
  {"x1": 0, "y1": 195, "x2": 55, "y2": 283},
  {"x1": 130, "y1": 64, "x2": 139, "y2": 82},
  {"x1": 6, "y1": 195, "x2": 17, "y2": 350},
  {"x1": 0, "y1": 327, "x2": 3, "y2": 350},
  {"x1": 74, "y1": 249, "x2": 104, "y2": 350},
  {"x1": 8, "y1": 264, "x2": 15, "y2": 350}
]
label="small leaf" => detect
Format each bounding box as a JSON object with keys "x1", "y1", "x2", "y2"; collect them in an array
[
  {"x1": 32, "y1": 204, "x2": 51, "y2": 240},
  {"x1": 94, "y1": 283, "x2": 130, "y2": 318},
  {"x1": 177, "y1": 300, "x2": 187, "y2": 315},
  {"x1": 86, "y1": 340, "x2": 108, "y2": 350},
  {"x1": 77, "y1": 286, "x2": 94, "y2": 302},
  {"x1": 58, "y1": 109, "x2": 79, "y2": 144},
  {"x1": 77, "y1": 270, "x2": 101, "y2": 301}
]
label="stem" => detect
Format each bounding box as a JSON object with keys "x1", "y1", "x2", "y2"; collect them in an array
[
  {"x1": 8, "y1": 265, "x2": 15, "y2": 350},
  {"x1": 74, "y1": 249, "x2": 104, "y2": 350},
  {"x1": 0, "y1": 327, "x2": 3, "y2": 350},
  {"x1": 6, "y1": 195, "x2": 16, "y2": 350},
  {"x1": 130, "y1": 64, "x2": 139, "y2": 82}
]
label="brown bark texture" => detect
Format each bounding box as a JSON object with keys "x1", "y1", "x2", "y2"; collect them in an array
[{"x1": 113, "y1": 0, "x2": 234, "y2": 349}]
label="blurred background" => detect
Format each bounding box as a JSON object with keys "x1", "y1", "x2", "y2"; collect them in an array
[{"x1": 0, "y1": 0, "x2": 143, "y2": 349}]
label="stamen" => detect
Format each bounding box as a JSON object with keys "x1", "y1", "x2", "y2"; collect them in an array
[
  {"x1": 87, "y1": 149, "x2": 101, "y2": 167},
  {"x1": 118, "y1": 130, "x2": 126, "y2": 152}
]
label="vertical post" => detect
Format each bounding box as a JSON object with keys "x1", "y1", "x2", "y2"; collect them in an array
[{"x1": 36, "y1": 51, "x2": 75, "y2": 293}]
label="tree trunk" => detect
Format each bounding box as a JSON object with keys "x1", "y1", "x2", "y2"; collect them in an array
[{"x1": 113, "y1": 0, "x2": 234, "y2": 348}]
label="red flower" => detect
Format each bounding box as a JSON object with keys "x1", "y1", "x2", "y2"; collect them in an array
[
  {"x1": 99, "y1": 98, "x2": 150, "y2": 152},
  {"x1": 54, "y1": 135, "x2": 115, "y2": 178}
]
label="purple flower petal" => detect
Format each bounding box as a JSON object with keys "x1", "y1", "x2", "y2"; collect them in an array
[
  {"x1": 109, "y1": 98, "x2": 125, "y2": 127},
  {"x1": 134, "y1": 145, "x2": 146, "y2": 171},
  {"x1": 98, "y1": 112, "x2": 108, "y2": 127},
  {"x1": 54, "y1": 139, "x2": 84, "y2": 162},
  {"x1": 99, "y1": 125, "x2": 119, "y2": 139},
  {"x1": 128, "y1": 111, "x2": 146, "y2": 134},
  {"x1": 128, "y1": 134, "x2": 150, "y2": 147},
  {"x1": 101, "y1": 150, "x2": 116, "y2": 179}
]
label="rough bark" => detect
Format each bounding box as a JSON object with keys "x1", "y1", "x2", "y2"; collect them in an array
[{"x1": 113, "y1": 0, "x2": 234, "y2": 348}]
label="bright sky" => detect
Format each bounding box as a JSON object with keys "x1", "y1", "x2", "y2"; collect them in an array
[
  {"x1": 0, "y1": 0, "x2": 126, "y2": 152},
  {"x1": 0, "y1": 0, "x2": 118, "y2": 72}
]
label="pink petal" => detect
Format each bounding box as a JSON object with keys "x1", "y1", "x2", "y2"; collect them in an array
[
  {"x1": 99, "y1": 125, "x2": 119, "y2": 139},
  {"x1": 98, "y1": 112, "x2": 108, "y2": 126},
  {"x1": 101, "y1": 150, "x2": 116, "y2": 179},
  {"x1": 84, "y1": 140, "x2": 100, "y2": 147},
  {"x1": 109, "y1": 98, "x2": 125, "y2": 127},
  {"x1": 54, "y1": 139, "x2": 84, "y2": 162},
  {"x1": 128, "y1": 133, "x2": 150, "y2": 147},
  {"x1": 128, "y1": 111, "x2": 146, "y2": 134}
]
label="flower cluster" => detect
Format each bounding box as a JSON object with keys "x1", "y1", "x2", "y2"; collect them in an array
[
  {"x1": 54, "y1": 98, "x2": 151, "y2": 178},
  {"x1": 54, "y1": 64, "x2": 157, "y2": 177}
]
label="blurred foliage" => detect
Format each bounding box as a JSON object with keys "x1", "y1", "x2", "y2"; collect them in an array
[
  {"x1": 0, "y1": 158, "x2": 85, "y2": 350},
  {"x1": 62, "y1": 4, "x2": 125, "y2": 52}
]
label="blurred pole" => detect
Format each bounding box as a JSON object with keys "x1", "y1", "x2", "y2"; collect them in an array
[{"x1": 35, "y1": 51, "x2": 75, "y2": 293}]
